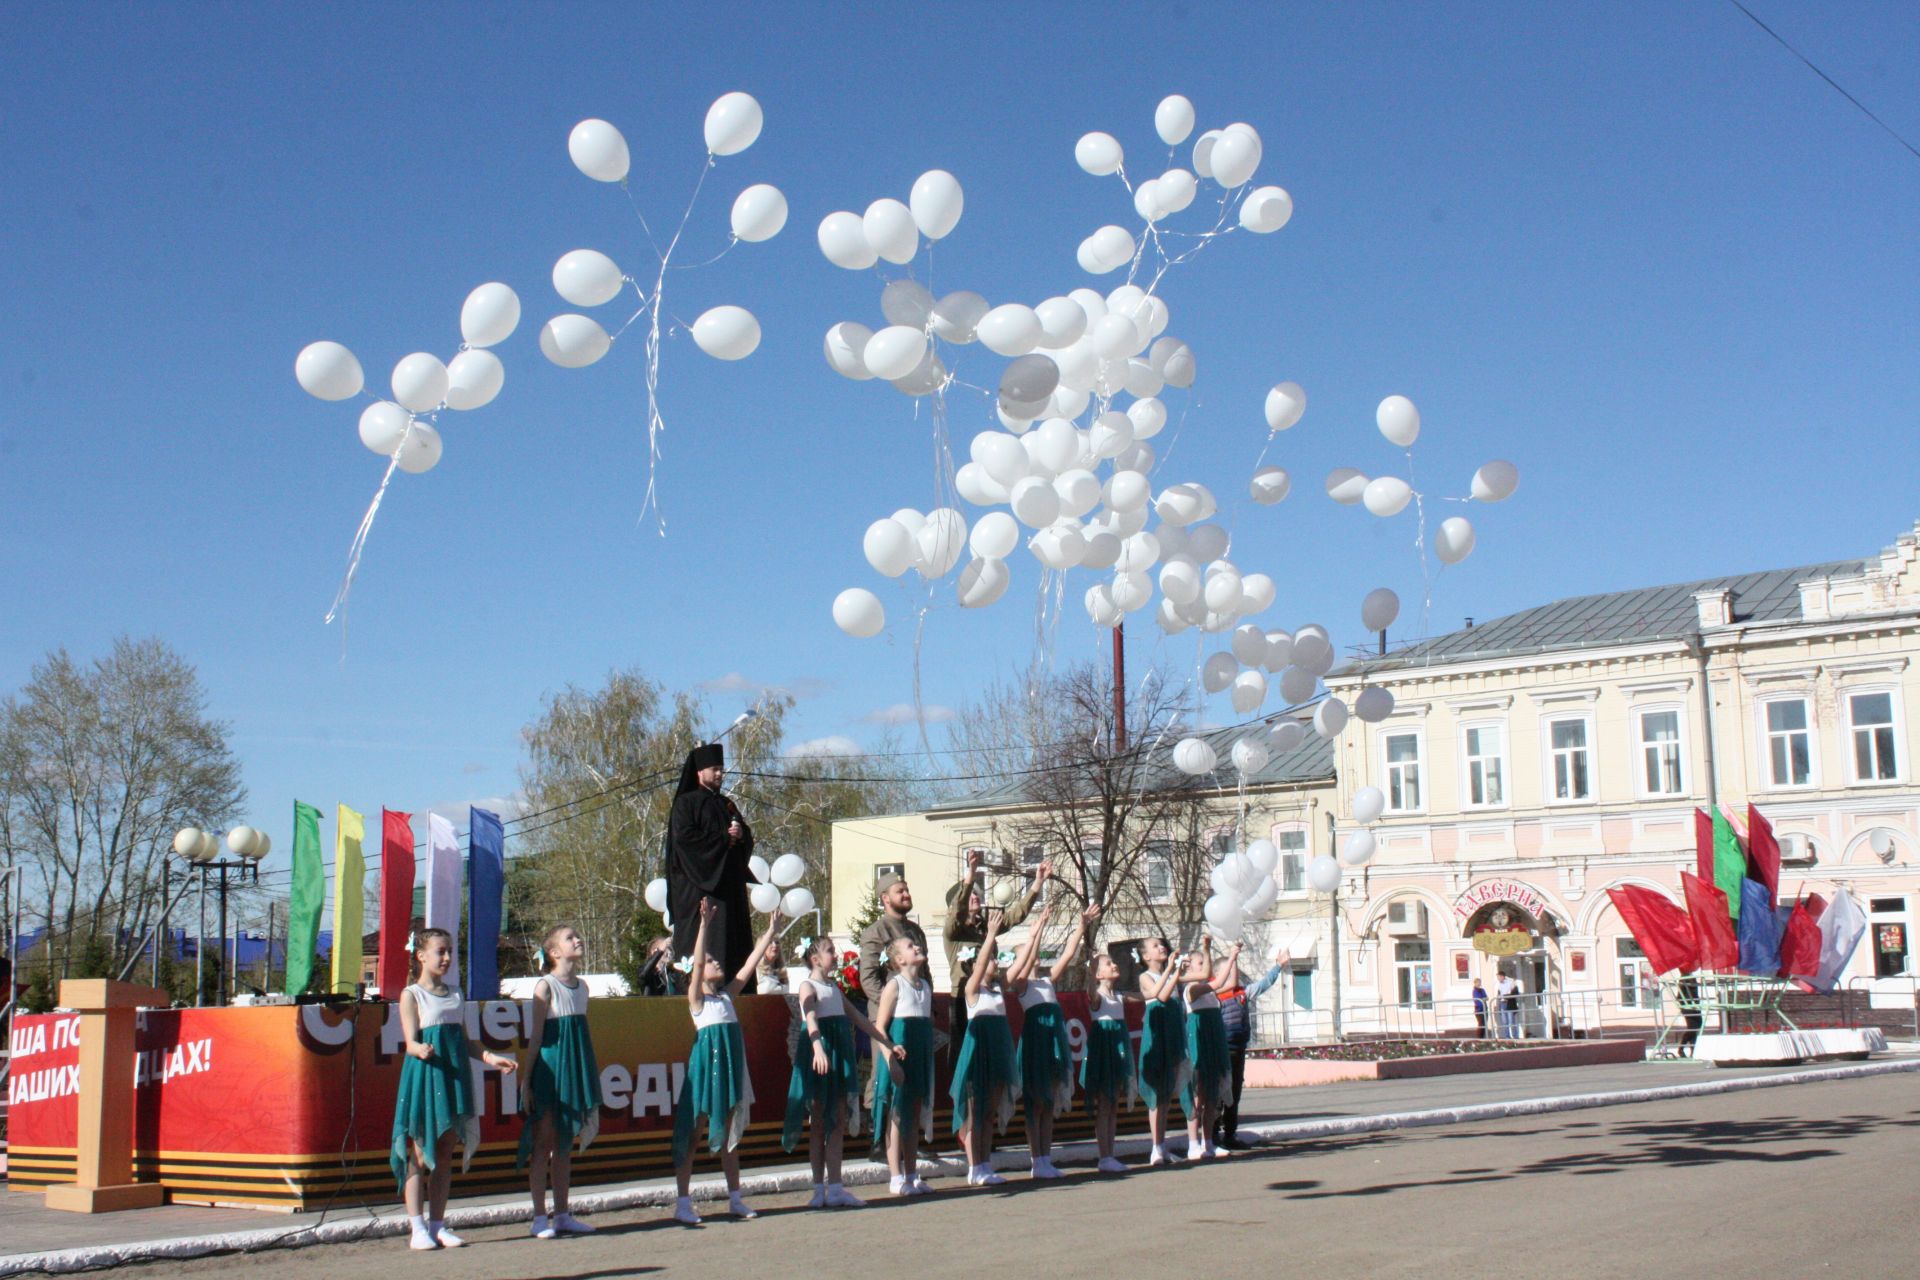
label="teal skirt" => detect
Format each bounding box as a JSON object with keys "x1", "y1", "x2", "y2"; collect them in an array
[
  {"x1": 1080, "y1": 1017, "x2": 1136, "y2": 1110},
  {"x1": 949, "y1": 1013, "x2": 1019, "y2": 1136},
  {"x1": 783, "y1": 1013, "x2": 863, "y2": 1151},
  {"x1": 1138, "y1": 998, "x2": 1190, "y2": 1112},
  {"x1": 390, "y1": 1022, "x2": 479, "y2": 1189},
  {"x1": 871, "y1": 1015, "x2": 935, "y2": 1144},
  {"x1": 1185, "y1": 1005, "x2": 1232, "y2": 1110},
  {"x1": 517, "y1": 1012, "x2": 602, "y2": 1170},
  {"x1": 1017, "y1": 1002, "x2": 1075, "y2": 1115},
  {"x1": 672, "y1": 1021, "x2": 756, "y2": 1164}
]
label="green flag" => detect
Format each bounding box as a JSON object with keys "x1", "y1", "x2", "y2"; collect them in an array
[
  {"x1": 331, "y1": 805, "x2": 366, "y2": 994},
  {"x1": 1713, "y1": 805, "x2": 1746, "y2": 921},
  {"x1": 283, "y1": 801, "x2": 324, "y2": 997}
]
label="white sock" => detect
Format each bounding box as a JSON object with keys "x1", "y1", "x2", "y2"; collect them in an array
[{"x1": 409, "y1": 1214, "x2": 429, "y2": 1233}]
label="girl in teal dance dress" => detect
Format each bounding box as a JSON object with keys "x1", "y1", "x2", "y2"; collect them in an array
[
  {"x1": 950, "y1": 907, "x2": 1025, "y2": 1186},
  {"x1": 519, "y1": 924, "x2": 601, "y2": 1239},
  {"x1": 783, "y1": 933, "x2": 904, "y2": 1210},
  {"x1": 391, "y1": 928, "x2": 518, "y2": 1251},
  {"x1": 871, "y1": 934, "x2": 936, "y2": 1196},
  {"x1": 1081, "y1": 947, "x2": 1136, "y2": 1173},
  {"x1": 670, "y1": 899, "x2": 783, "y2": 1225},
  {"x1": 1135, "y1": 935, "x2": 1189, "y2": 1167},
  {"x1": 1011, "y1": 903, "x2": 1100, "y2": 1179},
  {"x1": 1182, "y1": 935, "x2": 1237, "y2": 1162}
]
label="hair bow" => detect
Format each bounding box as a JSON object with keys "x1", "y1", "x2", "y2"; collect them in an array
[
  {"x1": 996, "y1": 950, "x2": 1017, "y2": 966},
  {"x1": 955, "y1": 946, "x2": 978, "y2": 963},
  {"x1": 671, "y1": 955, "x2": 694, "y2": 974}
]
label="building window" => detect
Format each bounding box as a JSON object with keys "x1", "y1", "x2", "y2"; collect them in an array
[
  {"x1": 1385, "y1": 732, "x2": 1422, "y2": 812},
  {"x1": 1849, "y1": 691, "x2": 1899, "y2": 783},
  {"x1": 873, "y1": 863, "x2": 904, "y2": 890},
  {"x1": 1210, "y1": 828, "x2": 1236, "y2": 857},
  {"x1": 1463, "y1": 724, "x2": 1505, "y2": 807},
  {"x1": 1144, "y1": 841, "x2": 1173, "y2": 903},
  {"x1": 1615, "y1": 936, "x2": 1657, "y2": 1009},
  {"x1": 1277, "y1": 830, "x2": 1306, "y2": 892},
  {"x1": 1638, "y1": 709, "x2": 1684, "y2": 796},
  {"x1": 1021, "y1": 842, "x2": 1048, "y2": 902},
  {"x1": 1765, "y1": 698, "x2": 1812, "y2": 787},
  {"x1": 1394, "y1": 939, "x2": 1433, "y2": 1009},
  {"x1": 1548, "y1": 717, "x2": 1592, "y2": 801},
  {"x1": 1870, "y1": 896, "x2": 1909, "y2": 978}
]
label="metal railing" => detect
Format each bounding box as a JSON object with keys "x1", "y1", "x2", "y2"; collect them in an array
[
  {"x1": 1249, "y1": 984, "x2": 1675, "y2": 1049},
  {"x1": 1844, "y1": 973, "x2": 1920, "y2": 1042}
]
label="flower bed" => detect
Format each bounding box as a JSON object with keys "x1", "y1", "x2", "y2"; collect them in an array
[
  {"x1": 1245, "y1": 1037, "x2": 1645, "y2": 1088},
  {"x1": 1251, "y1": 1038, "x2": 1529, "y2": 1062}
]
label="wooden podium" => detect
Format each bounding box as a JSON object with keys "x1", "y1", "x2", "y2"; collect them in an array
[{"x1": 43, "y1": 979, "x2": 169, "y2": 1213}]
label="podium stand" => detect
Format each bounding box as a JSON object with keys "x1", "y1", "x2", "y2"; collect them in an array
[{"x1": 43, "y1": 979, "x2": 169, "y2": 1213}]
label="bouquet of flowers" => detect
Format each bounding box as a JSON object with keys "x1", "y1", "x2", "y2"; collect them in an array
[{"x1": 836, "y1": 949, "x2": 862, "y2": 995}]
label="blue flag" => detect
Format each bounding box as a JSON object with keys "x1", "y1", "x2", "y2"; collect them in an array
[
  {"x1": 466, "y1": 806, "x2": 504, "y2": 1000},
  {"x1": 1737, "y1": 878, "x2": 1783, "y2": 976}
]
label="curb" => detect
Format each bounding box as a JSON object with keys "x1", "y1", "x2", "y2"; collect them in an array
[{"x1": 3, "y1": 1058, "x2": 1913, "y2": 1275}]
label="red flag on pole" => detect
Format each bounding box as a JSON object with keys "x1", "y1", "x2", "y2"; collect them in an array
[
  {"x1": 1693, "y1": 808, "x2": 1714, "y2": 883},
  {"x1": 1746, "y1": 804, "x2": 1781, "y2": 899},
  {"x1": 378, "y1": 809, "x2": 416, "y2": 998},
  {"x1": 1606, "y1": 885, "x2": 1698, "y2": 974},
  {"x1": 1682, "y1": 872, "x2": 1739, "y2": 971},
  {"x1": 1779, "y1": 899, "x2": 1823, "y2": 979}
]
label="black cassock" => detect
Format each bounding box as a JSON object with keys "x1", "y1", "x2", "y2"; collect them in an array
[{"x1": 666, "y1": 783, "x2": 757, "y2": 993}]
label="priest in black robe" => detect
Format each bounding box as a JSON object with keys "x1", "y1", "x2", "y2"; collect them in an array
[{"x1": 666, "y1": 742, "x2": 758, "y2": 992}]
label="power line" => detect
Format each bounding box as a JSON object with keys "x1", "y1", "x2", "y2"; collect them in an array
[{"x1": 1728, "y1": 0, "x2": 1920, "y2": 162}]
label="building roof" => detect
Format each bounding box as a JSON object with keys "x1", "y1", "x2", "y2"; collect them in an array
[
  {"x1": 1344, "y1": 557, "x2": 1870, "y2": 674},
  {"x1": 930, "y1": 718, "x2": 1335, "y2": 813}
]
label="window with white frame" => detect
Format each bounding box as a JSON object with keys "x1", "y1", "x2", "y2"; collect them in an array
[
  {"x1": 1849, "y1": 691, "x2": 1900, "y2": 783},
  {"x1": 1385, "y1": 731, "x2": 1422, "y2": 812},
  {"x1": 1144, "y1": 841, "x2": 1173, "y2": 903},
  {"x1": 1638, "y1": 708, "x2": 1685, "y2": 796},
  {"x1": 1210, "y1": 828, "x2": 1236, "y2": 857},
  {"x1": 1764, "y1": 698, "x2": 1812, "y2": 787},
  {"x1": 1082, "y1": 844, "x2": 1104, "y2": 901},
  {"x1": 1277, "y1": 830, "x2": 1307, "y2": 892},
  {"x1": 1548, "y1": 716, "x2": 1593, "y2": 801},
  {"x1": 1021, "y1": 842, "x2": 1048, "y2": 902},
  {"x1": 1463, "y1": 723, "x2": 1505, "y2": 807}
]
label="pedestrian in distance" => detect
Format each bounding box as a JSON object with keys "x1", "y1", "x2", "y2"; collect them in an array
[
  {"x1": 783, "y1": 933, "x2": 905, "y2": 1209},
  {"x1": 1472, "y1": 977, "x2": 1489, "y2": 1038},
  {"x1": 518, "y1": 925, "x2": 601, "y2": 1240}
]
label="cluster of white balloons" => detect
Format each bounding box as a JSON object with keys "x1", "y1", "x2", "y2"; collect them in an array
[
  {"x1": 1291, "y1": 782, "x2": 1391, "y2": 897},
  {"x1": 1201, "y1": 834, "x2": 1283, "y2": 937},
  {"x1": 1325, "y1": 394, "x2": 1520, "y2": 565},
  {"x1": 642, "y1": 850, "x2": 816, "y2": 927}
]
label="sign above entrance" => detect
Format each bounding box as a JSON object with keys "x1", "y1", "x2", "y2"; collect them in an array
[
  {"x1": 1454, "y1": 879, "x2": 1549, "y2": 920},
  {"x1": 1473, "y1": 929, "x2": 1533, "y2": 957}
]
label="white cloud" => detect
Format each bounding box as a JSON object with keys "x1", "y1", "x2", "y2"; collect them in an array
[
  {"x1": 862, "y1": 702, "x2": 955, "y2": 726},
  {"x1": 787, "y1": 735, "x2": 862, "y2": 759}
]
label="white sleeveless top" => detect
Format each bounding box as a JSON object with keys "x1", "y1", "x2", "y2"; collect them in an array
[
  {"x1": 968, "y1": 984, "x2": 1007, "y2": 1018},
  {"x1": 409, "y1": 983, "x2": 463, "y2": 1028},
  {"x1": 541, "y1": 975, "x2": 588, "y2": 1019},
  {"x1": 1188, "y1": 988, "x2": 1220, "y2": 1011},
  {"x1": 891, "y1": 975, "x2": 932, "y2": 1018},
  {"x1": 1091, "y1": 989, "x2": 1126, "y2": 1022},
  {"x1": 801, "y1": 975, "x2": 845, "y2": 1018},
  {"x1": 1140, "y1": 969, "x2": 1174, "y2": 1003},
  {"x1": 693, "y1": 992, "x2": 739, "y2": 1029},
  {"x1": 1017, "y1": 975, "x2": 1059, "y2": 1009}
]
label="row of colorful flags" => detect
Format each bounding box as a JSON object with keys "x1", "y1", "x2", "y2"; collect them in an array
[
  {"x1": 281, "y1": 803, "x2": 507, "y2": 1001},
  {"x1": 1608, "y1": 803, "x2": 1867, "y2": 989}
]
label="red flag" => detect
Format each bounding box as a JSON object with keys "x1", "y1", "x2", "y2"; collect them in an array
[
  {"x1": 1746, "y1": 805, "x2": 1780, "y2": 898},
  {"x1": 1682, "y1": 872, "x2": 1739, "y2": 970},
  {"x1": 378, "y1": 809, "x2": 416, "y2": 998},
  {"x1": 1693, "y1": 808, "x2": 1714, "y2": 883},
  {"x1": 1607, "y1": 885, "x2": 1698, "y2": 974},
  {"x1": 1779, "y1": 899, "x2": 1823, "y2": 979}
]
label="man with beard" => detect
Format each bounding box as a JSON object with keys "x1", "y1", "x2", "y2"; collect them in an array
[{"x1": 665, "y1": 742, "x2": 759, "y2": 992}]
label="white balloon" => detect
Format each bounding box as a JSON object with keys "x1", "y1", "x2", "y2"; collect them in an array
[
  {"x1": 1156, "y1": 597, "x2": 1191, "y2": 635},
  {"x1": 731, "y1": 184, "x2": 789, "y2": 242},
  {"x1": 863, "y1": 325, "x2": 929, "y2": 380},
  {"x1": 833, "y1": 588, "x2": 885, "y2": 638},
  {"x1": 781, "y1": 886, "x2": 817, "y2": 918},
  {"x1": 1240, "y1": 186, "x2": 1294, "y2": 234},
  {"x1": 1232, "y1": 624, "x2": 1268, "y2": 667},
  {"x1": 1340, "y1": 829, "x2": 1377, "y2": 867},
  {"x1": 1279, "y1": 666, "x2": 1318, "y2": 704},
  {"x1": 1376, "y1": 395, "x2": 1420, "y2": 447},
  {"x1": 749, "y1": 854, "x2": 771, "y2": 883},
  {"x1": 1054, "y1": 469, "x2": 1102, "y2": 518},
  {"x1": 1291, "y1": 632, "x2": 1334, "y2": 677},
  {"x1": 880, "y1": 280, "x2": 935, "y2": 329},
  {"x1": 909, "y1": 169, "x2": 964, "y2": 239},
  {"x1": 1204, "y1": 570, "x2": 1244, "y2": 613},
  {"x1": 1188, "y1": 523, "x2": 1228, "y2": 560},
  {"x1": 750, "y1": 881, "x2": 783, "y2": 914},
  {"x1": 539, "y1": 314, "x2": 611, "y2": 368},
  {"x1": 1306, "y1": 855, "x2": 1342, "y2": 894},
  {"x1": 769, "y1": 852, "x2": 806, "y2": 889},
  {"x1": 1245, "y1": 876, "x2": 1279, "y2": 916},
  {"x1": 388, "y1": 352, "x2": 448, "y2": 413},
  {"x1": 1472, "y1": 460, "x2": 1520, "y2": 502},
  {"x1": 954, "y1": 461, "x2": 1009, "y2": 506},
  {"x1": 1089, "y1": 312, "x2": 1139, "y2": 360},
  {"x1": 395, "y1": 420, "x2": 442, "y2": 475},
  {"x1": 1156, "y1": 168, "x2": 1197, "y2": 214},
  {"x1": 931, "y1": 291, "x2": 989, "y2": 344},
  {"x1": 1127, "y1": 397, "x2": 1167, "y2": 440},
  {"x1": 863, "y1": 198, "x2": 918, "y2": 265},
  {"x1": 704, "y1": 91, "x2": 763, "y2": 156},
  {"x1": 1031, "y1": 521, "x2": 1089, "y2": 572},
  {"x1": 1204, "y1": 894, "x2": 1244, "y2": 935},
  {"x1": 893, "y1": 350, "x2": 947, "y2": 398},
  {"x1": 444, "y1": 348, "x2": 504, "y2": 410},
  {"x1": 1090, "y1": 411, "x2": 1134, "y2": 459},
  {"x1": 1352, "y1": 785, "x2": 1387, "y2": 824},
  {"x1": 645, "y1": 877, "x2": 669, "y2": 913},
  {"x1": 1210, "y1": 124, "x2": 1261, "y2": 188},
  {"x1": 823, "y1": 321, "x2": 874, "y2": 380},
  {"x1": 295, "y1": 341, "x2": 363, "y2": 401},
  {"x1": 864, "y1": 518, "x2": 916, "y2": 578},
  {"x1": 1250, "y1": 467, "x2": 1291, "y2": 505},
  {"x1": 1264, "y1": 381, "x2": 1306, "y2": 432},
  {"x1": 1354, "y1": 686, "x2": 1396, "y2": 723},
  {"x1": 1245, "y1": 837, "x2": 1279, "y2": 875},
  {"x1": 1133, "y1": 177, "x2": 1165, "y2": 223},
  {"x1": 1158, "y1": 341, "x2": 1197, "y2": 388},
  {"x1": 957, "y1": 556, "x2": 1010, "y2": 608},
  {"x1": 1084, "y1": 582, "x2": 1121, "y2": 628},
  {"x1": 1263, "y1": 629, "x2": 1294, "y2": 672},
  {"x1": 1155, "y1": 483, "x2": 1205, "y2": 527},
  {"x1": 817, "y1": 211, "x2": 877, "y2": 270},
  {"x1": 1116, "y1": 530, "x2": 1160, "y2": 573},
  {"x1": 1001, "y1": 354, "x2": 1061, "y2": 404},
  {"x1": 1086, "y1": 225, "x2": 1135, "y2": 274},
  {"x1": 1157, "y1": 560, "x2": 1199, "y2": 606},
  {"x1": 1111, "y1": 569, "x2": 1152, "y2": 611},
  {"x1": 1363, "y1": 476, "x2": 1413, "y2": 518},
  {"x1": 1081, "y1": 529, "x2": 1123, "y2": 572},
  {"x1": 1075, "y1": 130, "x2": 1123, "y2": 175},
  {"x1": 358, "y1": 401, "x2": 411, "y2": 456},
  {"x1": 1106, "y1": 470, "x2": 1151, "y2": 514},
  {"x1": 1174, "y1": 737, "x2": 1218, "y2": 776},
  {"x1": 969, "y1": 511, "x2": 1019, "y2": 559},
  {"x1": 1155, "y1": 94, "x2": 1196, "y2": 145},
  {"x1": 1436, "y1": 516, "x2": 1477, "y2": 564},
  {"x1": 1029, "y1": 418, "x2": 1078, "y2": 474},
  {"x1": 1314, "y1": 697, "x2": 1349, "y2": 739},
  {"x1": 1010, "y1": 476, "x2": 1060, "y2": 528},
  {"x1": 915, "y1": 508, "x2": 967, "y2": 578},
  {"x1": 1034, "y1": 296, "x2": 1087, "y2": 349},
  {"x1": 977, "y1": 304, "x2": 1042, "y2": 357},
  {"x1": 1269, "y1": 719, "x2": 1307, "y2": 753},
  {"x1": 973, "y1": 431, "x2": 1030, "y2": 487},
  {"x1": 552, "y1": 249, "x2": 623, "y2": 307},
  {"x1": 1191, "y1": 128, "x2": 1223, "y2": 178},
  {"x1": 1361, "y1": 588, "x2": 1401, "y2": 633},
  {"x1": 459, "y1": 283, "x2": 520, "y2": 349},
  {"x1": 1231, "y1": 670, "x2": 1268, "y2": 715},
  {"x1": 1327, "y1": 468, "x2": 1370, "y2": 505},
  {"x1": 1202, "y1": 651, "x2": 1238, "y2": 693},
  {"x1": 691, "y1": 305, "x2": 760, "y2": 360},
  {"x1": 568, "y1": 118, "x2": 629, "y2": 182}
]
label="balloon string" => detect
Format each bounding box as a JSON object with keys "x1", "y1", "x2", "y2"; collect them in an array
[
  {"x1": 672, "y1": 236, "x2": 739, "y2": 270},
  {"x1": 634, "y1": 155, "x2": 718, "y2": 536},
  {"x1": 323, "y1": 433, "x2": 410, "y2": 637},
  {"x1": 1404, "y1": 447, "x2": 1438, "y2": 651}
]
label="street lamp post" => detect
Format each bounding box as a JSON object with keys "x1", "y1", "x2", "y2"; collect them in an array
[{"x1": 172, "y1": 826, "x2": 270, "y2": 1007}]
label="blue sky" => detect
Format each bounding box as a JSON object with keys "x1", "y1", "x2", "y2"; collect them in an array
[{"x1": 3, "y1": 2, "x2": 1916, "y2": 882}]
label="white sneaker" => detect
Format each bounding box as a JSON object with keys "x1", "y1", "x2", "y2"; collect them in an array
[
  {"x1": 966, "y1": 1164, "x2": 990, "y2": 1186},
  {"x1": 909, "y1": 1176, "x2": 933, "y2": 1195},
  {"x1": 1031, "y1": 1157, "x2": 1063, "y2": 1179},
  {"x1": 530, "y1": 1215, "x2": 556, "y2": 1240},
  {"x1": 1202, "y1": 1142, "x2": 1221, "y2": 1160},
  {"x1": 729, "y1": 1194, "x2": 758, "y2": 1220},
  {"x1": 1097, "y1": 1156, "x2": 1127, "y2": 1173},
  {"x1": 554, "y1": 1212, "x2": 595, "y2": 1234},
  {"x1": 825, "y1": 1184, "x2": 865, "y2": 1208},
  {"x1": 430, "y1": 1224, "x2": 464, "y2": 1248},
  {"x1": 408, "y1": 1228, "x2": 439, "y2": 1251},
  {"x1": 1148, "y1": 1145, "x2": 1168, "y2": 1166},
  {"x1": 1183, "y1": 1145, "x2": 1205, "y2": 1163},
  {"x1": 980, "y1": 1170, "x2": 1007, "y2": 1186},
  {"x1": 889, "y1": 1174, "x2": 909, "y2": 1196},
  {"x1": 673, "y1": 1197, "x2": 701, "y2": 1226},
  {"x1": 806, "y1": 1184, "x2": 827, "y2": 1209}
]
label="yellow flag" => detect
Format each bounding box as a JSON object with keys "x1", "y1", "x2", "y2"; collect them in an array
[{"x1": 331, "y1": 805, "x2": 366, "y2": 993}]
